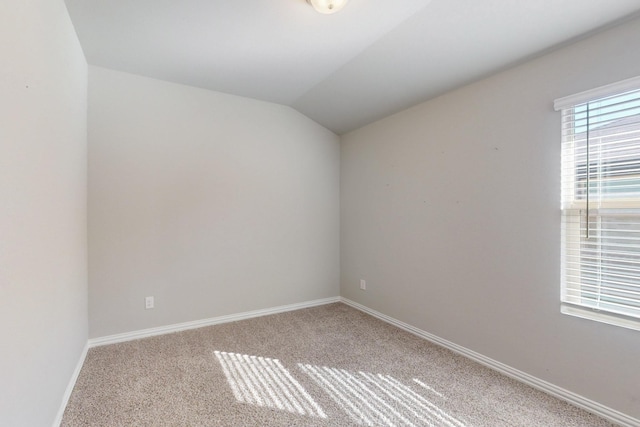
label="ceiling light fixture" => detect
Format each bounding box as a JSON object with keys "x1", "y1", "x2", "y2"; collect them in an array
[{"x1": 306, "y1": 0, "x2": 349, "y2": 14}]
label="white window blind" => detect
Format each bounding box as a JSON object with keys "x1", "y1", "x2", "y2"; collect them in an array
[{"x1": 555, "y1": 76, "x2": 640, "y2": 331}]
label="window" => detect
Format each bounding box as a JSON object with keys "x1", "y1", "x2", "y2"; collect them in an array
[{"x1": 555, "y1": 76, "x2": 640, "y2": 331}]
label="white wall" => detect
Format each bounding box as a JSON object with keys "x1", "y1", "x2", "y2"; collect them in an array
[
  {"x1": 88, "y1": 66, "x2": 340, "y2": 338},
  {"x1": 341, "y1": 16, "x2": 640, "y2": 419},
  {"x1": 0, "y1": 1, "x2": 88, "y2": 426}
]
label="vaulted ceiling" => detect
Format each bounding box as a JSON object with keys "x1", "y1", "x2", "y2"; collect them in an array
[{"x1": 65, "y1": 0, "x2": 640, "y2": 134}]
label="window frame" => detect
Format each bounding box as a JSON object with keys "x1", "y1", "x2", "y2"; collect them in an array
[{"x1": 555, "y1": 75, "x2": 640, "y2": 332}]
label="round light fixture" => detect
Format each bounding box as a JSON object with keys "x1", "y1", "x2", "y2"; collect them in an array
[{"x1": 306, "y1": 0, "x2": 349, "y2": 14}]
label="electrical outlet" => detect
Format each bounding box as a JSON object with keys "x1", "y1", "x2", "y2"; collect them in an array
[
  {"x1": 360, "y1": 279, "x2": 366, "y2": 290},
  {"x1": 145, "y1": 296, "x2": 154, "y2": 309}
]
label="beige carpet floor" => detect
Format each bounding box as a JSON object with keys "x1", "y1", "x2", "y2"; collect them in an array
[{"x1": 62, "y1": 303, "x2": 617, "y2": 426}]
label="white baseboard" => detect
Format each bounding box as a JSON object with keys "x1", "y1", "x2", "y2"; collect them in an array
[
  {"x1": 340, "y1": 297, "x2": 639, "y2": 427},
  {"x1": 89, "y1": 296, "x2": 341, "y2": 348},
  {"x1": 52, "y1": 341, "x2": 89, "y2": 427}
]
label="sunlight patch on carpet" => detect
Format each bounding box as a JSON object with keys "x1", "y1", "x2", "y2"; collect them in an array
[
  {"x1": 215, "y1": 351, "x2": 327, "y2": 418},
  {"x1": 299, "y1": 364, "x2": 467, "y2": 427},
  {"x1": 413, "y1": 378, "x2": 445, "y2": 399}
]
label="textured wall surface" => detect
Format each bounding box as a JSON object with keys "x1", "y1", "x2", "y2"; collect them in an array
[
  {"x1": 340, "y1": 16, "x2": 640, "y2": 419},
  {"x1": 88, "y1": 66, "x2": 340, "y2": 338},
  {"x1": 0, "y1": 1, "x2": 88, "y2": 425}
]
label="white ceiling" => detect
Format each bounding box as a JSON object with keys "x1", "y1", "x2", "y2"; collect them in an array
[{"x1": 65, "y1": 0, "x2": 640, "y2": 134}]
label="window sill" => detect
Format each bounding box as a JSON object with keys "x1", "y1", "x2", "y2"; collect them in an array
[{"x1": 561, "y1": 303, "x2": 640, "y2": 332}]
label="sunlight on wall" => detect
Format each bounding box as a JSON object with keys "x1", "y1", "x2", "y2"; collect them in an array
[
  {"x1": 299, "y1": 364, "x2": 466, "y2": 427},
  {"x1": 214, "y1": 351, "x2": 327, "y2": 418}
]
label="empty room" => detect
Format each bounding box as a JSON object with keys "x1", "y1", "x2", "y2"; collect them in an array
[{"x1": 2, "y1": 0, "x2": 640, "y2": 426}]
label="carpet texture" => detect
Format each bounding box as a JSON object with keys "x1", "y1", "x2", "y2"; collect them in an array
[{"x1": 62, "y1": 303, "x2": 617, "y2": 426}]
